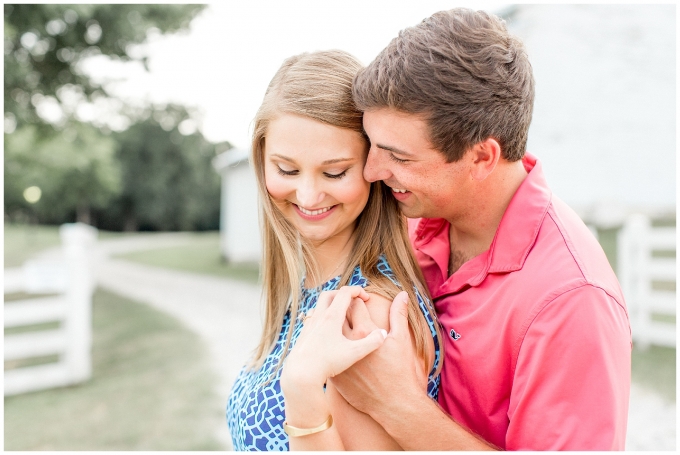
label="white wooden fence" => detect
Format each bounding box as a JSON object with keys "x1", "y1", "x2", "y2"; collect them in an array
[
  {"x1": 4, "y1": 223, "x2": 97, "y2": 396},
  {"x1": 617, "y1": 214, "x2": 676, "y2": 349}
]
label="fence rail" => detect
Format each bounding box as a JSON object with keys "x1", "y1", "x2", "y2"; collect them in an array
[
  {"x1": 4, "y1": 296, "x2": 68, "y2": 326},
  {"x1": 617, "y1": 214, "x2": 676, "y2": 349},
  {"x1": 5, "y1": 329, "x2": 68, "y2": 360},
  {"x1": 4, "y1": 223, "x2": 97, "y2": 396}
]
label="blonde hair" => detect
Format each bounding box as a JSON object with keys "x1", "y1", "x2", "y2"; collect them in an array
[{"x1": 250, "y1": 50, "x2": 442, "y2": 376}]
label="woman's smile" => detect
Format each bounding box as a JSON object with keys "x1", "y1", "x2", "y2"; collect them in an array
[{"x1": 293, "y1": 203, "x2": 338, "y2": 220}]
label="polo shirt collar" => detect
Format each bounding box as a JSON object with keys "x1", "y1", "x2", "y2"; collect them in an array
[
  {"x1": 487, "y1": 153, "x2": 551, "y2": 274},
  {"x1": 412, "y1": 153, "x2": 552, "y2": 293}
]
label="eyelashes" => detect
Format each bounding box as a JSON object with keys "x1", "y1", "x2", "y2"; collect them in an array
[
  {"x1": 324, "y1": 171, "x2": 347, "y2": 179},
  {"x1": 388, "y1": 153, "x2": 409, "y2": 164},
  {"x1": 276, "y1": 166, "x2": 347, "y2": 179},
  {"x1": 277, "y1": 167, "x2": 297, "y2": 176}
]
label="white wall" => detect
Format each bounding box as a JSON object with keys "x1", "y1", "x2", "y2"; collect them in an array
[
  {"x1": 507, "y1": 5, "x2": 675, "y2": 216},
  {"x1": 222, "y1": 161, "x2": 261, "y2": 263}
]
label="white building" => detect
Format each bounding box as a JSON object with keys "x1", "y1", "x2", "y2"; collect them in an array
[{"x1": 212, "y1": 148, "x2": 261, "y2": 263}]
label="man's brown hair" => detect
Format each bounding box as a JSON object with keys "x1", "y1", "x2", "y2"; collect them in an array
[{"x1": 353, "y1": 8, "x2": 534, "y2": 162}]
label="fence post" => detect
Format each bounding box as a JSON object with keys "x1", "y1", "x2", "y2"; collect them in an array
[
  {"x1": 59, "y1": 223, "x2": 97, "y2": 383},
  {"x1": 618, "y1": 214, "x2": 652, "y2": 349}
]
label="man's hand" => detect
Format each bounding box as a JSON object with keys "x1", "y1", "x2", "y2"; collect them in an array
[
  {"x1": 332, "y1": 291, "x2": 424, "y2": 419},
  {"x1": 332, "y1": 291, "x2": 497, "y2": 451}
]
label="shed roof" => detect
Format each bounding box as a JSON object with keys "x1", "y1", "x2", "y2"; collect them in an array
[{"x1": 212, "y1": 148, "x2": 250, "y2": 172}]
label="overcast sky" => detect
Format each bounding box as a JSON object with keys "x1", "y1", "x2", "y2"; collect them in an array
[{"x1": 83, "y1": 1, "x2": 510, "y2": 149}]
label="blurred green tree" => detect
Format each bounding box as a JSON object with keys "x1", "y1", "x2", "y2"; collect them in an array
[
  {"x1": 93, "y1": 104, "x2": 227, "y2": 232},
  {"x1": 5, "y1": 122, "x2": 121, "y2": 224},
  {"x1": 4, "y1": 3, "x2": 205, "y2": 129},
  {"x1": 4, "y1": 4, "x2": 209, "y2": 226}
]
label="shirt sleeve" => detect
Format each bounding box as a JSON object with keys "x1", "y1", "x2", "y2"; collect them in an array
[{"x1": 506, "y1": 285, "x2": 632, "y2": 450}]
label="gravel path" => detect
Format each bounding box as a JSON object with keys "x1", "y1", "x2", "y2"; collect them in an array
[
  {"x1": 39, "y1": 233, "x2": 674, "y2": 450},
  {"x1": 89, "y1": 234, "x2": 260, "y2": 449},
  {"x1": 626, "y1": 383, "x2": 676, "y2": 450}
]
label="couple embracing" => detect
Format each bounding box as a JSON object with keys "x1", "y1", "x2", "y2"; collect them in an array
[{"x1": 227, "y1": 8, "x2": 631, "y2": 451}]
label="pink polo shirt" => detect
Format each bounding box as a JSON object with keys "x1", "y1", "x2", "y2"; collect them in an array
[{"x1": 409, "y1": 154, "x2": 632, "y2": 450}]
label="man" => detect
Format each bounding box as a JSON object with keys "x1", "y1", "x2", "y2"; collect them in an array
[{"x1": 332, "y1": 8, "x2": 632, "y2": 450}]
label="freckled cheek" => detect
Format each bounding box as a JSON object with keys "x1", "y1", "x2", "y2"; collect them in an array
[{"x1": 424, "y1": 179, "x2": 456, "y2": 208}]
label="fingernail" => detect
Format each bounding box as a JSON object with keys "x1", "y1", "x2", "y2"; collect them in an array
[
  {"x1": 400, "y1": 291, "x2": 408, "y2": 304},
  {"x1": 380, "y1": 329, "x2": 388, "y2": 339}
]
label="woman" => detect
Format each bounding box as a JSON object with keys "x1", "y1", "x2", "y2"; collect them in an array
[{"x1": 226, "y1": 50, "x2": 442, "y2": 451}]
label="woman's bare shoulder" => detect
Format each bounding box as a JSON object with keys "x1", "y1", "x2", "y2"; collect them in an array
[
  {"x1": 363, "y1": 292, "x2": 392, "y2": 331},
  {"x1": 364, "y1": 291, "x2": 434, "y2": 384}
]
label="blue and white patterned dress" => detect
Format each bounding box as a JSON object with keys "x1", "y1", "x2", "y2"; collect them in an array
[{"x1": 227, "y1": 256, "x2": 441, "y2": 451}]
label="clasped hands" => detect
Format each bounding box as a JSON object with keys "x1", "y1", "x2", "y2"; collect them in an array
[
  {"x1": 283, "y1": 286, "x2": 389, "y2": 387},
  {"x1": 282, "y1": 286, "x2": 422, "y2": 396}
]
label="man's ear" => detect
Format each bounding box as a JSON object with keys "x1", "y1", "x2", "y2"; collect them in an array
[{"x1": 469, "y1": 138, "x2": 501, "y2": 181}]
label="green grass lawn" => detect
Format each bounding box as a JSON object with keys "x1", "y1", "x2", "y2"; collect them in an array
[
  {"x1": 4, "y1": 223, "x2": 126, "y2": 267},
  {"x1": 4, "y1": 288, "x2": 225, "y2": 450},
  {"x1": 631, "y1": 345, "x2": 676, "y2": 402},
  {"x1": 114, "y1": 231, "x2": 260, "y2": 284},
  {"x1": 596, "y1": 226, "x2": 620, "y2": 275},
  {"x1": 595, "y1": 224, "x2": 676, "y2": 403},
  {"x1": 4, "y1": 223, "x2": 63, "y2": 268}
]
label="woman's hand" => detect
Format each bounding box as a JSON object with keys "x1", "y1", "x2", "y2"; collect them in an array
[
  {"x1": 282, "y1": 286, "x2": 388, "y2": 389},
  {"x1": 281, "y1": 286, "x2": 388, "y2": 449},
  {"x1": 330, "y1": 291, "x2": 428, "y2": 416}
]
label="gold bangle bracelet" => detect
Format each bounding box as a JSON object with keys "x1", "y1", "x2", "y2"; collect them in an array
[{"x1": 283, "y1": 415, "x2": 333, "y2": 437}]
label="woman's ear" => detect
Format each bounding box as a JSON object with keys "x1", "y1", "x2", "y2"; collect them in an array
[{"x1": 469, "y1": 138, "x2": 501, "y2": 181}]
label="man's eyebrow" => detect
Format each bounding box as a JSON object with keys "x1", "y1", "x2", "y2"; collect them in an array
[{"x1": 376, "y1": 143, "x2": 415, "y2": 157}]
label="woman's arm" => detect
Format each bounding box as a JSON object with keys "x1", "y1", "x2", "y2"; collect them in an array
[
  {"x1": 281, "y1": 365, "x2": 344, "y2": 450},
  {"x1": 326, "y1": 292, "x2": 433, "y2": 450},
  {"x1": 280, "y1": 287, "x2": 387, "y2": 451},
  {"x1": 281, "y1": 287, "x2": 435, "y2": 451}
]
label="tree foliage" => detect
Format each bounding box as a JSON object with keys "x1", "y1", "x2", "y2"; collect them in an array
[
  {"x1": 5, "y1": 122, "x2": 121, "y2": 224},
  {"x1": 4, "y1": 3, "x2": 205, "y2": 128},
  {"x1": 94, "y1": 105, "x2": 226, "y2": 232},
  {"x1": 3, "y1": 4, "x2": 226, "y2": 231}
]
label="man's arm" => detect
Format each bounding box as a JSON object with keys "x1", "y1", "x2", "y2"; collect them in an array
[
  {"x1": 505, "y1": 285, "x2": 631, "y2": 450},
  {"x1": 332, "y1": 292, "x2": 496, "y2": 451}
]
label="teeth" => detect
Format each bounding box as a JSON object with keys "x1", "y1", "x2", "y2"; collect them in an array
[
  {"x1": 298, "y1": 205, "x2": 332, "y2": 216},
  {"x1": 392, "y1": 188, "x2": 408, "y2": 193}
]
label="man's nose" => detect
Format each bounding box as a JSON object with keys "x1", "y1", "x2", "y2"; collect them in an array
[
  {"x1": 296, "y1": 178, "x2": 325, "y2": 208},
  {"x1": 363, "y1": 147, "x2": 391, "y2": 182}
]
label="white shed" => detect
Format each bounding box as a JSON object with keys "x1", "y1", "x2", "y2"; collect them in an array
[{"x1": 212, "y1": 148, "x2": 261, "y2": 263}]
